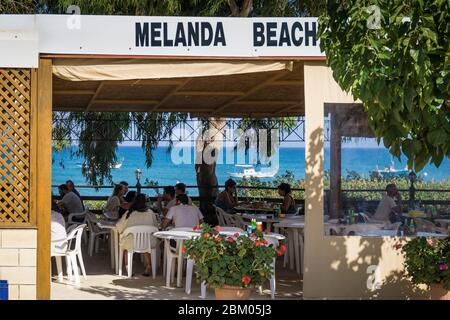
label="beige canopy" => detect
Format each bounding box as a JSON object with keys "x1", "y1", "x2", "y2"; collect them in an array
[
  {"x1": 52, "y1": 59, "x2": 305, "y2": 117},
  {"x1": 52, "y1": 58, "x2": 293, "y2": 81}
]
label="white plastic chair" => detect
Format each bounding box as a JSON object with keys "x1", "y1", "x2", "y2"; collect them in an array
[
  {"x1": 118, "y1": 225, "x2": 159, "y2": 278},
  {"x1": 67, "y1": 206, "x2": 90, "y2": 245},
  {"x1": 85, "y1": 212, "x2": 111, "y2": 257},
  {"x1": 51, "y1": 224, "x2": 86, "y2": 284},
  {"x1": 66, "y1": 224, "x2": 87, "y2": 283}
]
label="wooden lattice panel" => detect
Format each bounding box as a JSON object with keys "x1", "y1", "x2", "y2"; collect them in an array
[{"x1": 0, "y1": 69, "x2": 31, "y2": 224}]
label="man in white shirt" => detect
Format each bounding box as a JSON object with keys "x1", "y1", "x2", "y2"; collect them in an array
[
  {"x1": 162, "y1": 194, "x2": 203, "y2": 229},
  {"x1": 57, "y1": 184, "x2": 84, "y2": 214},
  {"x1": 157, "y1": 186, "x2": 177, "y2": 216},
  {"x1": 175, "y1": 182, "x2": 193, "y2": 205},
  {"x1": 374, "y1": 183, "x2": 402, "y2": 222}
]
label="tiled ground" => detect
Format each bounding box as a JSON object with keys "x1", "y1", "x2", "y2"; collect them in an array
[{"x1": 51, "y1": 241, "x2": 303, "y2": 300}]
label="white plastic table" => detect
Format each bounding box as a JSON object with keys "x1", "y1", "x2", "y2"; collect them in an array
[
  {"x1": 152, "y1": 229, "x2": 286, "y2": 288},
  {"x1": 96, "y1": 220, "x2": 118, "y2": 273},
  {"x1": 273, "y1": 221, "x2": 304, "y2": 275}
]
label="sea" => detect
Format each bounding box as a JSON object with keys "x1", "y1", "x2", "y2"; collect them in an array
[{"x1": 52, "y1": 146, "x2": 450, "y2": 197}]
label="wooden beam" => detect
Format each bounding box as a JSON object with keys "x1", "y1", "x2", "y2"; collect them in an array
[
  {"x1": 54, "y1": 90, "x2": 96, "y2": 95},
  {"x1": 93, "y1": 99, "x2": 159, "y2": 105},
  {"x1": 102, "y1": 79, "x2": 184, "y2": 86},
  {"x1": 211, "y1": 72, "x2": 287, "y2": 114},
  {"x1": 36, "y1": 58, "x2": 52, "y2": 300},
  {"x1": 174, "y1": 91, "x2": 245, "y2": 96},
  {"x1": 273, "y1": 103, "x2": 304, "y2": 115},
  {"x1": 270, "y1": 80, "x2": 304, "y2": 86},
  {"x1": 329, "y1": 109, "x2": 342, "y2": 219},
  {"x1": 234, "y1": 100, "x2": 299, "y2": 105},
  {"x1": 85, "y1": 82, "x2": 104, "y2": 111},
  {"x1": 150, "y1": 79, "x2": 190, "y2": 112}
]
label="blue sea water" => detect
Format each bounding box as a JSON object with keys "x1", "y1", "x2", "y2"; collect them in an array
[{"x1": 52, "y1": 146, "x2": 450, "y2": 196}]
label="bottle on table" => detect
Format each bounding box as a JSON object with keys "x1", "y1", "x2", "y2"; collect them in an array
[{"x1": 256, "y1": 221, "x2": 263, "y2": 232}]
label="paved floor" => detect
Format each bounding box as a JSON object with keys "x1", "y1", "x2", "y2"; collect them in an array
[{"x1": 51, "y1": 242, "x2": 303, "y2": 300}]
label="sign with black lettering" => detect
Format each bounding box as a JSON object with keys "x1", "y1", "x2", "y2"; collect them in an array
[{"x1": 22, "y1": 15, "x2": 324, "y2": 57}]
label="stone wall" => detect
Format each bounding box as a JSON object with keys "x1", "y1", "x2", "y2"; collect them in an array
[{"x1": 0, "y1": 229, "x2": 37, "y2": 300}]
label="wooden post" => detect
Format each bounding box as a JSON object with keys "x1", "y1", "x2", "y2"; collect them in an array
[
  {"x1": 35, "y1": 58, "x2": 52, "y2": 300},
  {"x1": 329, "y1": 109, "x2": 342, "y2": 219}
]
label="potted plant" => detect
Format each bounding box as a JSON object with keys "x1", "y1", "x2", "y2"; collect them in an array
[
  {"x1": 184, "y1": 224, "x2": 286, "y2": 300},
  {"x1": 400, "y1": 236, "x2": 450, "y2": 300}
]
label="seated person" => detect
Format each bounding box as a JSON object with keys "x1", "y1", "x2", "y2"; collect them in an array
[
  {"x1": 215, "y1": 178, "x2": 238, "y2": 212},
  {"x1": 157, "y1": 186, "x2": 177, "y2": 217},
  {"x1": 118, "y1": 181, "x2": 134, "y2": 217},
  {"x1": 104, "y1": 184, "x2": 127, "y2": 220},
  {"x1": 51, "y1": 207, "x2": 67, "y2": 255},
  {"x1": 175, "y1": 182, "x2": 193, "y2": 205},
  {"x1": 66, "y1": 180, "x2": 84, "y2": 210},
  {"x1": 56, "y1": 184, "x2": 84, "y2": 215},
  {"x1": 278, "y1": 183, "x2": 297, "y2": 214},
  {"x1": 374, "y1": 183, "x2": 402, "y2": 223},
  {"x1": 161, "y1": 194, "x2": 203, "y2": 229},
  {"x1": 116, "y1": 194, "x2": 159, "y2": 276}
]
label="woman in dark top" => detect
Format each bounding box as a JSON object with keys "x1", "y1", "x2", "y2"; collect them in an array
[
  {"x1": 278, "y1": 183, "x2": 296, "y2": 214},
  {"x1": 215, "y1": 178, "x2": 238, "y2": 212}
]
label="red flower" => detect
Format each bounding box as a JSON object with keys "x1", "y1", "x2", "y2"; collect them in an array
[
  {"x1": 226, "y1": 236, "x2": 234, "y2": 243},
  {"x1": 242, "y1": 275, "x2": 251, "y2": 285},
  {"x1": 393, "y1": 243, "x2": 402, "y2": 251},
  {"x1": 181, "y1": 246, "x2": 187, "y2": 254},
  {"x1": 439, "y1": 263, "x2": 448, "y2": 271},
  {"x1": 193, "y1": 225, "x2": 200, "y2": 231},
  {"x1": 215, "y1": 237, "x2": 222, "y2": 242},
  {"x1": 427, "y1": 239, "x2": 434, "y2": 246},
  {"x1": 203, "y1": 232, "x2": 211, "y2": 238},
  {"x1": 233, "y1": 232, "x2": 240, "y2": 237},
  {"x1": 276, "y1": 244, "x2": 287, "y2": 256},
  {"x1": 262, "y1": 239, "x2": 269, "y2": 245},
  {"x1": 215, "y1": 226, "x2": 221, "y2": 232}
]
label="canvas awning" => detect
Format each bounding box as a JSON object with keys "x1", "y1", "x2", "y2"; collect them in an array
[{"x1": 52, "y1": 59, "x2": 305, "y2": 117}]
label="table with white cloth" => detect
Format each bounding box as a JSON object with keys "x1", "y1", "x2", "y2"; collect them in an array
[{"x1": 152, "y1": 229, "x2": 286, "y2": 288}]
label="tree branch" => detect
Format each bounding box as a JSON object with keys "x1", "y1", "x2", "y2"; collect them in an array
[
  {"x1": 227, "y1": 0, "x2": 240, "y2": 17},
  {"x1": 240, "y1": 0, "x2": 253, "y2": 17}
]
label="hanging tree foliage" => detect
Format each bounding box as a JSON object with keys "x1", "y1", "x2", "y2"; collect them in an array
[{"x1": 319, "y1": 0, "x2": 450, "y2": 172}]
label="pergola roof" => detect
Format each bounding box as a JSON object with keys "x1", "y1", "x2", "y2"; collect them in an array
[{"x1": 53, "y1": 60, "x2": 305, "y2": 117}]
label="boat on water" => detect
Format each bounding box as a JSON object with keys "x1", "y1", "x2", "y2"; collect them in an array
[
  {"x1": 230, "y1": 165, "x2": 278, "y2": 178},
  {"x1": 371, "y1": 163, "x2": 409, "y2": 178},
  {"x1": 76, "y1": 157, "x2": 123, "y2": 169}
]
